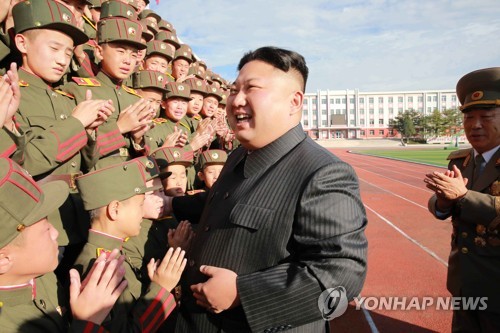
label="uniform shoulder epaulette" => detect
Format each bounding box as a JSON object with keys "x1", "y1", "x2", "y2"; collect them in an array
[
  {"x1": 18, "y1": 80, "x2": 29, "y2": 87},
  {"x1": 72, "y1": 77, "x2": 101, "y2": 87},
  {"x1": 153, "y1": 117, "x2": 168, "y2": 124},
  {"x1": 166, "y1": 72, "x2": 175, "y2": 80},
  {"x1": 193, "y1": 115, "x2": 202, "y2": 120},
  {"x1": 53, "y1": 89, "x2": 74, "y2": 99},
  {"x1": 122, "y1": 85, "x2": 142, "y2": 97},
  {"x1": 447, "y1": 148, "x2": 473, "y2": 160},
  {"x1": 83, "y1": 15, "x2": 96, "y2": 31}
]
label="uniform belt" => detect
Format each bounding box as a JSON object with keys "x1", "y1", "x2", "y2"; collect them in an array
[{"x1": 37, "y1": 172, "x2": 82, "y2": 190}]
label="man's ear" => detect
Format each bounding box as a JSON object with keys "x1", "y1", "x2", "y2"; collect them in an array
[
  {"x1": 0, "y1": 250, "x2": 14, "y2": 275},
  {"x1": 289, "y1": 90, "x2": 304, "y2": 116},
  {"x1": 160, "y1": 99, "x2": 168, "y2": 110},
  {"x1": 197, "y1": 171, "x2": 205, "y2": 182},
  {"x1": 106, "y1": 200, "x2": 120, "y2": 221},
  {"x1": 94, "y1": 44, "x2": 104, "y2": 62},
  {"x1": 14, "y1": 33, "x2": 29, "y2": 54}
]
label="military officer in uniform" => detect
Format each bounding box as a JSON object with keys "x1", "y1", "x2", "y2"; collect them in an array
[{"x1": 426, "y1": 67, "x2": 500, "y2": 332}]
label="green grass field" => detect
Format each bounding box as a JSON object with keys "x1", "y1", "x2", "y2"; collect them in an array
[{"x1": 355, "y1": 148, "x2": 457, "y2": 167}]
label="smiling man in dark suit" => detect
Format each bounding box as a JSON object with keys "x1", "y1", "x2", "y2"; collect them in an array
[{"x1": 175, "y1": 46, "x2": 368, "y2": 333}]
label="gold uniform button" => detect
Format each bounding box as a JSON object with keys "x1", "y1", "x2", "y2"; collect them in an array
[
  {"x1": 60, "y1": 114, "x2": 67, "y2": 120},
  {"x1": 71, "y1": 162, "x2": 77, "y2": 168},
  {"x1": 461, "y1": 247, "x2": 469, "y2": 254},
  {"x1": 461, "y1": 232, "x2": 468, "y2": 238},
  {"x1": 51, "y1": 92, "x2": 57, "y2": 97}
]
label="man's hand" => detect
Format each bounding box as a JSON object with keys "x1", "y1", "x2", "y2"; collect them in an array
[
  {"x1": 167, "y1": 220, "x2": 194, "y2": 251},
  {"x1": 117, "y1": 99, "x2": 153, "y2": 134},
  {"x1": 424, "y1": 165, "x2": 468, "y2": 210},
  {"x1": 69, "y1": 249, "x2": 128, "y2": 325},
  {"x1": 191, "y1": 265, "x2": 240, "y2": 313},
  {"x1": 189, "y1": 132, "x2": 212, "y2": 151},
  {"x1": 161, "y1": 126, "x2": 183, "y2": 148},
  {"x1": 147, "y1": 247, "x2": 186, "y2": 292}
]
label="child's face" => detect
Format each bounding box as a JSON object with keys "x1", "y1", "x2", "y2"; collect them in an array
[
  {"x1": 19, "y1": 29, "x2": 74, "y2": 83},
  {"x1": 199, "y1": 164, "x2": 223, "y2": 189},
  {"x1": 143, "y1": 179, "x2": 165, "y2": 220},
  {"x1": 137, "y1": 88, "x2": 163, "y2": 118},
  {"x1": 144, "y1": 55, "x2": 169, "y2": 73},
  {"x1": 6, "y1": 218, "x2": 60, "y2": 278},
  {"x1": 172, "y1": 58, "x2": 189, "y2": 80},
  {"x1": 116, "y1": 194, "x2": 145, "y2": 237},
  {"x1": 98, "y1": 42, "x2": 139, "y2": 81},
  {"x1": 187, "y1": 92, "x2": 204, "y2": 116},
  {"x1": 163, "y1": 164, "x2": 187, "y2": 197},
  {"x1": 201, "y1": 96, "x2": 219, "y2": 118},
  {"x1": 163, "y1": 97, "x2": 188, "y2": 122}
]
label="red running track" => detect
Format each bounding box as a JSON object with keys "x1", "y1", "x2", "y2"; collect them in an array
[{"x1": 328, "y1": 148, "x2": 453, "y2": 333}]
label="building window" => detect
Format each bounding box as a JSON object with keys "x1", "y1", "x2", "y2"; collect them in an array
[
  {"x1": 427, "y1": 107, "x2": 432, "y2": 113},
  {"x1": 441, "y1": 95, "x2": 447, "y2": 102},
  {"x1": 398, "y1": 108, "x2": 403, "y2": 113},
  {"x1": 389, "y1": 108, "x2": 394, "y2": 114},
  {"x1": 408, "y1": 97, "x2": 413, "y2": 103},
  {"x1": 303, "y1": 120, "x2": 308, "y2": 126},
  {"x1": 349, "y1": 98, "x2": 355, "y2": 104},
  {"x1": 389, "y1": 129, "x2": 394, "y2": 135},
  {"x1": 335, "y1": 98, "x2": 340, "y2": 104},
  {"x1": 360, "y1": 130, "x2": 365, "y2": 136},
  {"x1": 322, "y1": 109, "x2": 327, "y2": 115},
  {"x1": 379, "y1": 119, "x2": 384, "y2": 124},
  {"x1": 359, "y1": 98, "x2": 365, "y2": 104},
  {"x1": 418, "y1": 96, "x2": 423, "y2": 102},
  {"x1": 342, "y1": 98, "x2": 346, "y2": 103},
  {"x1": 312, "y1": 98, "x2": 317, "y2": 104},
  {"x1": 360, "y1": 119, "x2": 365, "y2": 125},
  {"x1": 368, "y1": 97, "x2": 374, "y2": 104},
  {"x1": 378, "y1": 130, "x2": 384, "y2": 135},
  {"x1": 452, "y1": 95, "x2": 457, "y2": 101},
  {"x1": 350, "y1": 109, "x2": 355, "y2": 114},
  {"x1": 433, "y1": 96, "x2": 437, "y2": 102},
  {"x1": 369, "y1": 109, "x2": 374, "y2": 114},
  {"x1": 350, "y1": 120, "x2": 355, "y2": 125},
  {"x1": 321, "y1": 98, "x2": 327, "y2": 105},
  {"x1": 369, "y1": 130, "x2": 375, "y2": 135},
  {"x1": 388, "y1": 97, "x2": 393, "y2": 103},
  {"x1": 378, "y1": 97, "x2": 383, "y2": 104},
  {"x1": 369, "y1": 119, "x2": 375, "y2": 125},
  {"x1": 398, "y1": 97, "x2": 403, "y2": 103},
  {"x1": 329, "y1": 98, "x2": 334, "y2": 104},
  {"x1": 321, "y1": 120, "x2": 327, "y2": 126}
]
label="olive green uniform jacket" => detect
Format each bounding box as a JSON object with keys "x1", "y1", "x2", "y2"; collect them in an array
[
  {"x1": 0, "y1": 272, "x2": 107, "y2": 333},
  {"x1": 16, "y1": 68, "x2": 96, "y2": 246},
  {"x1": 73, "y1": 230, "x2": 177, "y2": 333},
  {"x1": 428, "y1": 147, "x2": 500, "y2": 312},
  {"x1": 63, "y1": 71, "x2": 143, "y2": 170}
]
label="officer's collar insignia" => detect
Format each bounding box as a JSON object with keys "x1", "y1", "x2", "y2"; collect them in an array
[
  {"x1": 96, "y1": 248, "x2": 112, "y2": 258},
  {"x1": 471, "y1": 91, "x2": 483, "y2": 101}
]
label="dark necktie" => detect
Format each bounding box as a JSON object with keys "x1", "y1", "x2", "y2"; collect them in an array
[{"x1": 473, "y1": 154, "x2": 485, "y2": 185}]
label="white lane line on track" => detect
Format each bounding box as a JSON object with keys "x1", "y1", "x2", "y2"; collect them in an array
[
  {"x1": 362, "y1": 306, "x2": 380, "y2": 333},
  {"x1": 356, "y1": 167, "x2": 433, "y2": 194},
  {"x1": 359, "y1": 178, "x2": 429, "y2": 210},
  {"x1": 365, "y1": 204, "x2": 449, "y2": 267}
]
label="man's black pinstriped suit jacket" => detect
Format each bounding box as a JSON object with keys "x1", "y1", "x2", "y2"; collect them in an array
[{"x1": 175, "y1": 124, "x2": 368, "y2": 333}]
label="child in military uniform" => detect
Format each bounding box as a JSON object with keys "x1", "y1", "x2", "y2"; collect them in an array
[
  {"x1": 142, "y1": 39, "x2": 174, "y2": 75},
  {"x1": 74, "y1": 156, "x2": 186, "y2": 332},
  {"x1": 0, "y1": 157, "x2": 128, "y2": 333},
  {"x1": 196, "y1": 149, "x2": 227, "y2": 191},
  {"x1": 64, "y1": 15, "x2": 155, "y2": 170},
  {"x1": 171, "y1": 44, "x2": 192, "y2": 82},
  {"x1": 12, "y1": 0, "x2": 114, "y2": 278}
]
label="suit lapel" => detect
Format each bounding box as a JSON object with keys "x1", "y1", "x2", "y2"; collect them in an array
[{"x1": 472, "y1": 148, "x2": 500, "y2": 192}]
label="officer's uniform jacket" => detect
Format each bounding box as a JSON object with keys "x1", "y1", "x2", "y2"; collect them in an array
[
  {"x1": 429, "y1": 147, "x2": 500, "y2": 312},
  {"x1": 64, "y1": 71, "x2": 142, "y2": 169},
  {"x1": 0, "y1": 272, "x2": 106, "y2": 333},
  {"x1": 175, "y1": 125, "x2": 368, "y2": 333},
  {"x1": 16, "y1": 68, "x2": 95, "y2": 246},
  {"x1": 73, "y1": 230, "x2": 177, "y2": 333}
]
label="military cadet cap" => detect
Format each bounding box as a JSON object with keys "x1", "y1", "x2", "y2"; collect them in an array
[
  {"x1": 456, "y1": 67, "x2": 500, "y2": 112},
  {"x1": 195, "y1": 60, "x2": 207, "y2": 70},
  {"x1": 100, "y1": 0, "x2": 138, "y2": 20},
  {"x1": 97, "y1": 17, "x2": 146, "y2": 50},
  {"x1": 187, "y1": 64, "x2": 205, "y2": 80},
  {"x1": 151, "y1": 147, "x2": 194, "y2": 170},
  {"x1": 123, "y1": 0, "x2": 140, "y2": 10},
  {"x1": 204, "y1": 70, "x2": 214, "y2": 84},
  {"x1": 132, "y1": 70, "x2": 168, "y2": 92},
  {"x1": 219, "y1": 90, "x2": 228, "y2": 106},
  {"x1": 89, "y1": 0, "x2": 106, "y2": 8},
  {"x1": 155, "y1": 30, "x2": 180, "y2": 49},
  {"x1": 173, "y1": 44, "x2": 193, "y2": 64},
  {"x1": 164, "y1": 82, "x2": 192, "y2": 101},
  {"x1": 184, "y1": 77, "x2": 207, "y2": 95},
  {"x1": 76, "y1": 157, "x2": 162, "y2": 210},
  {"x1": 211, "y1": 73, "x2": 223, "y2": 85},
  {"x1": 146, "y1": 40, "x2": 174, "y2": 61},
  {"x1": 139, "y1": 19, "x2": 154, "y2": 42},
  {"x1": 13, "y1": 0, "x2": 89, "y2": 46},
  {"x1": 139, "y1": 9, "x2": 161, "y2": 23},
  {"x1": 0, "y1": 158, "x2": 69, "y2": 248},
  {"x1": 157, "y1": 19, "x2": 174, "y2": 32},
  {"x1": 198, "y1": 149, "x2": 227, "y2": 169},
  {"x1": 205, "y1": 83, "x2": 223, "y2": 101}
]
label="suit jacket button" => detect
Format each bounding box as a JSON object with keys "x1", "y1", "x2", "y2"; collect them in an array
[
  {"x1": 461, "y1": 232, "x2": 468, "y2": 238},
  {"x1": 224, "y1": 192, "x2": 229, "y2": 199},
  {"x1": 204, "y1": 225, "x2": 210, "y2": 232},
  {"x1": 189, "y1": 259, "x2": 195, "y2": 267},
  {"x1": 461, "y1": 247, "x2": 469, "y2": 254}
]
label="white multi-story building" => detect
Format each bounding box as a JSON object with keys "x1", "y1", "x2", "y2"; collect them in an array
[{"x1": 302, "y1": 89, "x2": 458, "y2": 140}]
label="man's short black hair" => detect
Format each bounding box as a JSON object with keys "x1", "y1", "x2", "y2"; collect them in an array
[{"x1": 238, "y1": 46, "x2": 308, "y2": 92}]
